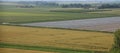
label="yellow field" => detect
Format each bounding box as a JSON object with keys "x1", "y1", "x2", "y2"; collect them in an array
[
  {"x1": 0, "y1": 25, "x2": 114, "y2": 51},
  {"x1": 0, "y1": 48, "x2": 56, "y2": 53}
]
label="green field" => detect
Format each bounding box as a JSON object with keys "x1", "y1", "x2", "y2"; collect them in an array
[{"x1": 0, "y1": 4, "x2": 120, "y2": 24}]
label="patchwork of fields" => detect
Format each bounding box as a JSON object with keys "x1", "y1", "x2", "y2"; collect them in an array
[
  {"x1": 0, "y1": 3, "x2": 120, "y2": 53},
  {"x1": 0, "y1": 25, "x2": 114, "y2": 52}
]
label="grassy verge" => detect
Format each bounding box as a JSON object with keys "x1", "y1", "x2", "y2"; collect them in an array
[
  {"x1": 110, "y1": 48, "x2": 120, "y2": 53},
  {"x1": 50, "y1": 9, "x2": 112, "y2": 13},
  {"x1": 0, "y1": 42, "x2": 94, "y2": 53}
]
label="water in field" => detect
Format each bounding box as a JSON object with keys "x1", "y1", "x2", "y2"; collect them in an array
[{"x1": 21, "y1": 17, "x2": 120, "y2": 32}]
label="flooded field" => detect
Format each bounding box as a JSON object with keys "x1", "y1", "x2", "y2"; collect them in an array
[{"x1": 21, "y1": 17, "x2": 120, "y2": 32}]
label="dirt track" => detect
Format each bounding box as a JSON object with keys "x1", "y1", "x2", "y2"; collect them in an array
[{"x1": 21, "y1": 17, "x2": 120, "y2": 32}]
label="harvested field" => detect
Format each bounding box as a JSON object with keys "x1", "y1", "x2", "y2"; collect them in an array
[
  {"x1": 0, "y1": 48, "x2": 56, "y2": 53},
  {"x1": 0, "y1": 25, "x2": 114, "y2": 51},
  {"x1": 21, "y1": 17, "x2": 120, "y2": 32}
]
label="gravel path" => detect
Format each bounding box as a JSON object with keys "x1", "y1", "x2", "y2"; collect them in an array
[{"x1": 21, "y1": 17, "x2": 120, "y2": 32}]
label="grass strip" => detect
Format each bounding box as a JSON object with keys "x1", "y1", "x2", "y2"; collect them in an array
[
  {"x1": 50, "y1": 9, "x2": 112, "y2": 13},
  {"x1": 0, "y1": 42, "x2": 95, "y2": 53},
  {"x1": 111, "y1": 48, "x2": 120, "y2": 53}
]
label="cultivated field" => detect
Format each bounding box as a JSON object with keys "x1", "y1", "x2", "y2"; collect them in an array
[
  {"x1": 0, "y1": 5, "x2": 119, "y2": 24},
  {"x1": 0, "y1": 25, "x2": 114, "y2": 52},
  {"x1": 0, "y1": 48, "x2": 56, "y2": 53}
]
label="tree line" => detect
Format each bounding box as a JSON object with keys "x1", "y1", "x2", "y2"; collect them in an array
[
  {"x1": 17, "y1": 1, "x2": 59, "y2": 7},
  {"x1": 61, "y1": 3, "x2": 120, "y2": 9},
  {"x1": 98, "y1": 3, "x2": 120, "y2": 9},
  {"x1": 61, "y1": 4, "x2": 92, "y2": 8},
  {"x1": 16, "y1": 1, "x2": 120, "y2": 9}
]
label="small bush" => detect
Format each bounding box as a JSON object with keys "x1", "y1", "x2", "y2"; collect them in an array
[
  {"x1": 111, "y1": 29, "x2": 120, "y2": 53},
  {"x1": 114, "y1": 29, "x2": 120, "y2": 49}
]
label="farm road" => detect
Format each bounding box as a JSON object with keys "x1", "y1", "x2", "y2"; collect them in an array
[{"x1": 21, "y1": 17, "x2": 120, "y2": 32}]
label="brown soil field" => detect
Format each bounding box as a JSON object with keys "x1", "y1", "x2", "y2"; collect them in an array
[
  {"x1": 0, "y1": 25, "x2": 114, "y2": 51},
  {"x1": 0, "y1": 48, "x2": 56, "y2": 53}
]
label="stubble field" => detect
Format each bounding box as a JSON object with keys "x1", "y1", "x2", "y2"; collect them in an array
[{"x1": 0, "y1": 25, "x2": 114, "y2": 52}]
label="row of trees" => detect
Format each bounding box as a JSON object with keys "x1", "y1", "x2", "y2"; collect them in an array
[
  {"x1": 99, "y1": 3, "x2": 120, "y2": 9},
  {"x1": 35, "y1": 1, "x2": 59, "y2": 6},
  {"x1": 17, "y1": 1, "x2": 120, "y2": 9},
  {"x1": 17, "y1": 1, "x2": 59, "y2": 7},
  {"x1": 61, "y1": 4, "x2": 92, "y2": 8},
  {"x1": 16, "y1": 5, "x2": 34, "y2": 8},
  {"x1": 61, "y1": 3, "x2": 120, "y2": 9}
]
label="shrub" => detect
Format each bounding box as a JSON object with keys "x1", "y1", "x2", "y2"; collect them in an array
[
  {"x1": 114, "y1": 29, "x2": 120, "y2": 49},
  {"x1": 111, "y1": 29, "x2": 120, "y2": 53}
]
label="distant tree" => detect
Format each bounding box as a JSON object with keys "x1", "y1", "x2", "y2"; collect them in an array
[
  {"x1": 61, "y1": 4, "x2": 69, "y2": 8},
  {"x1": 83, "y1": 4, "x2": 91, "y2": 9}
]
